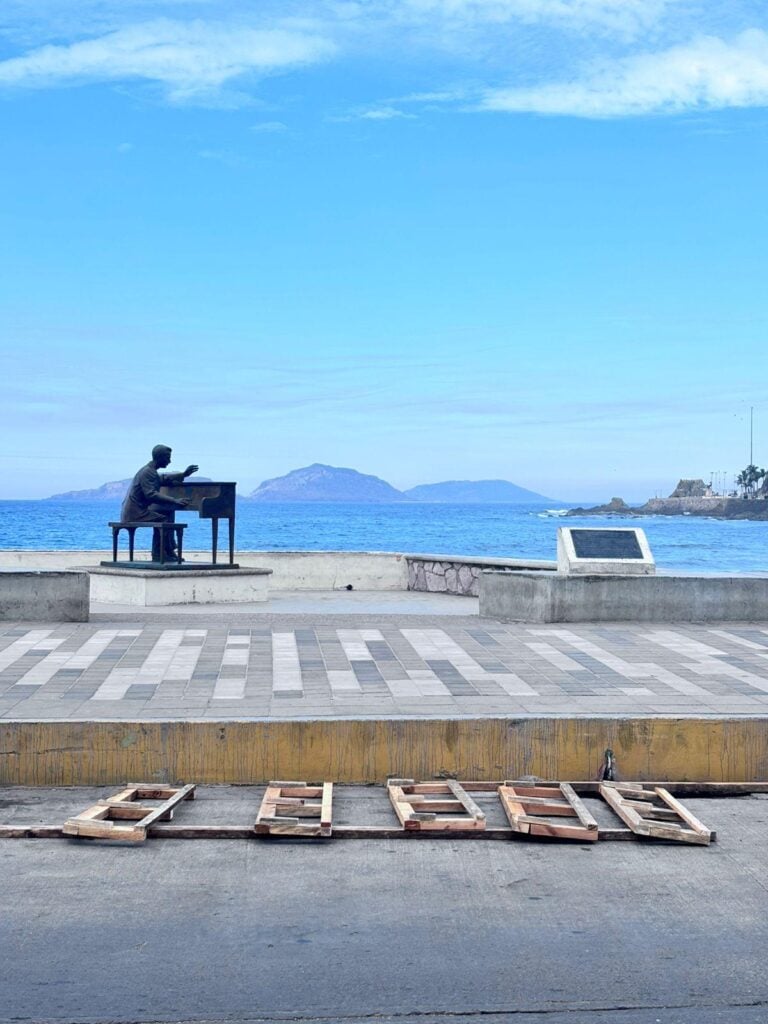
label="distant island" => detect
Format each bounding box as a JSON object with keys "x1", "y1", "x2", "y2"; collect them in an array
[
  {"x1": 47, "y1": 463, "x2": 558, "y2": 504},
  {"x1": 568, "y1": 478, "x2": 768, "y2": 521},
  {"x1": 47, "y1": 477, "x2": 213, "y2": 501}
]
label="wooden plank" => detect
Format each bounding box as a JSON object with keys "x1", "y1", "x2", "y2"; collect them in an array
[
  {"x1": 515, "y1": 798, "x2": 578, "y2": 817},
  {"x1": 275, "y1": 787, "x2": 323, "y2": 799},
  {"x1": 498, "y1": 787, "x2": 530, "y2": 833},
  {"x1": 503, "y1": 783, "x2": 569, "y2": 799},
  {"x1": 95, "y1": 801, "x2": 156, "y2": 820},
  {"x1": 445, "y1": 780, "x2": 486, "y2": 821},
  {"x1": 516, "y1": 817, "x2": 597, "y2": 842},
  {"x1": 273, "y1": 803, "x2": 322, "y2": 817},
  {"x1": 654, "y1": 788, "x2": 712, "y2": 838},
  {"x1": 107, "y1": 787, "x2": 139, "y2": 803},
  {"x1": 320, "y1": 782, "x2": 333, "y2": 833},
  {"x1": 387, "y1": 785, "x2": 411, "y2": 828},
  {"x1": 599, "y1": 783, "x2": 648, "y2": 833},
  {"x1": 64, "y1": 819, "x2": 145, "y2": 842},
  {"x1": 406, "y1": 799, "x2": 464, "y2": 813},
  {"x1": 559, "y1": 783, "x2": 598, "y2": 832},
  {"x1": 133, "y1": 784, "x2": 196, "y2": 831}
]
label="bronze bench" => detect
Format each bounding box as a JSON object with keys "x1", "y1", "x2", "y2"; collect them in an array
[{"x1": 108, "y1": 521, "x2": 187, "y2": 565}]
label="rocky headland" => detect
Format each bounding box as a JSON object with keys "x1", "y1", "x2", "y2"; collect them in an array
[{"x1": 568, "y1": 481, "x2": 768, "y2": 521}]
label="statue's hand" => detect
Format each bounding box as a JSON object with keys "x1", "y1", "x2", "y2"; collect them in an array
[
  {"x1": 177, "y1": 498, "x2": 191, "y2": 509},
  {"x1": 184, "y1": 464, "x2": 199, "y2": 477}
]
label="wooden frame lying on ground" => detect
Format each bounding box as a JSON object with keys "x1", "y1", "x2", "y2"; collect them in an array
[
  {"x1": 0, "y1": 779, "x2": 750, "y2": 841},
  {"x1": 599, "y1": 781, "x2": 713, "y2": 845},
  {"x1": 62, "y1": 784, "x2": 196, "y2": 843},
  {"x1": 255, "y1": 781, "x2": 333, "y2": 837},
  {"x1": 387, "y1": 778, "x2": 486, "y2": 831},
  {"x1": 498, "y1": 782, "x2": 598, "y2": 841}
]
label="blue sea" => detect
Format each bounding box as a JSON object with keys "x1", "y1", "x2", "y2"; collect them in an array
[{"x1": 0, "y1": 500, "x2": 766, "y2": 574}]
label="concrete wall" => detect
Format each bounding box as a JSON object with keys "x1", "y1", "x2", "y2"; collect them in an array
[
  {"x1": 0, "y1": 550, "x2": 408, "y2": 591},
  {"x1": 0, "y1": 570, "x2": 89, "y2": 622},
  {"x1": 480, "y1": 570, "x2": 768, "y2": 623},
  {"x1": 2, "y1": 716, "x2": 767, "y2": 784}
]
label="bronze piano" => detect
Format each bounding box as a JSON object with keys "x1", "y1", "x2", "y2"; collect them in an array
[{"x1": 159, "y1": 481, "x2": 237, "y2": 565}]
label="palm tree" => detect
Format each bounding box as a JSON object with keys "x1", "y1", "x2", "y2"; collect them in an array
[{"x1": 737, "y1": 464, "x2": 765, "y2": 498}]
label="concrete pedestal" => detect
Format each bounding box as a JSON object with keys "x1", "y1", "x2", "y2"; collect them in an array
[
  {"x1": 84, "y1": 566, "x2": 272, "y2": 607},
  {"x1": 0, "y1": 569, "x2": 90, "y2": 621},
  {"x1": 480, "y1": 570, "x2": 768, "y2": 623}
]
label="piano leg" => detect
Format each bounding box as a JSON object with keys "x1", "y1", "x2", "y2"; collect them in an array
[
  {"x1": 211, "y1": 518, "x2": 218, "y2": 565},
  {"x1": 229, "y1": 517, "x2": 235, "y2": 565}
]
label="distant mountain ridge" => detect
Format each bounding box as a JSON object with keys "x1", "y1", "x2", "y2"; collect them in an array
[
  {"x1": 403, "y1": 479, "x2": 557, "y2": 503},
  {"x1": 248, "y1": 464, "x2": 556, "y2": 503},
  {"x1": 249, "y1": 464, "x2": 403, "y2": 503},
  {"x1": 47, "y1": 477, "x2": 213, "y2": 501},
  {"x1": 45, "y1": 464, "x2": 557, "y2": 504}
]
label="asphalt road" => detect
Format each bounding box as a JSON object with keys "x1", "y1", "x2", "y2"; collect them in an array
[{"x1": 2, "y1": 791, "x2": 768, "y2": 1024}]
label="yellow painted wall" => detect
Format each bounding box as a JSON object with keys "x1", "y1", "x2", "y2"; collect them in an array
[{"x1": 2, "y1": 718, "x2": 768, "y2": 785}]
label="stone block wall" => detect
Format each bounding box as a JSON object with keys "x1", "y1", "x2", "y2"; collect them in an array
[{"x1": 407, "y1": 559, "x2": 483, "y2": 596}]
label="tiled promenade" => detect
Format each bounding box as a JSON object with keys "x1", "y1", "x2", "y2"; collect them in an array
[{"x1": 4, "y1": 609, "x2": 768, "y2": 720}]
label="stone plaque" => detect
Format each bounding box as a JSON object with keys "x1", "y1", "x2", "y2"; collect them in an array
[
  {"x1": 570, "y1": 529, "x2": 644, "y2": 560},
  {"x1": 557, "y1": 527, "x2": 655, "y2": 576}
]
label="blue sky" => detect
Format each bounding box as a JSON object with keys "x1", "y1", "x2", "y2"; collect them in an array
[{"x1": 1, "y1": 1, "x2": 767, "y2": 502}]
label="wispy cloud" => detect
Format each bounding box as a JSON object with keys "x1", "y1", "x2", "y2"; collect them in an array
[
  {"x1": 1, "y1": 2, "x2": 768, "y2": 119},
  {"x1": 387, "y1": 0, "x2": 671, "y2": 36},
  {"x1": 479, "y1": 29, "x2": 768, "y2": 116},
  {"x1": 249, "y1": 119, "x2": 289, "y2": 132},
  {"x1": 331, "y1": 104, "x2": 418, "y2": 122},
  {"x1": 0, "y1": 18, "x2": 336, "y2": 103}
]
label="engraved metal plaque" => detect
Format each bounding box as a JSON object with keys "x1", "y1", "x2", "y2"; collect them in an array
[{"x1": 570, "y1": 529, "x2": 644, "y2": 560}]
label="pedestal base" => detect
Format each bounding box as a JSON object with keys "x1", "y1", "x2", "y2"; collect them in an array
[
  {"x1": 100, "y1": 561, "x2": 240, "y2": 571},
  {"x1": 85, "y1": 566, "x2": 271, "y2": 606}
]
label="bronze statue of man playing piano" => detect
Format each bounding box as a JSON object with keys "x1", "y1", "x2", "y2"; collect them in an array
[{"x1": 120, "y1": 445, "x2": 199, "y2": 562}]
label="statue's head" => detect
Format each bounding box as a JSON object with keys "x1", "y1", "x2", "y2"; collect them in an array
[{"x1": 151, "y1": 444, "x2": 172, "y2": 468}]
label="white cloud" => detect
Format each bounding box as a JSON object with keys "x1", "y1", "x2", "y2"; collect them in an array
[
  {"x1": 249, "y1": 119, "x2": 289, "y2": 132},
  {"x1": 359, "y1": 106, "x2": 416, "y2": 119},
  {"x1": 479, "y1": 28, "x2": 768, "y2": 116},
  {"x1": 390, "y1": 0, "x2": 670, "y2": 35},
  {"x1": 0, "y1": 18, "x2": 336, "y2": 103}
]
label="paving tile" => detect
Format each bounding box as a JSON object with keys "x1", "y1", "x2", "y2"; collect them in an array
[{"x1": 5, "y1": 618, "x2": 768, "y2": 720}]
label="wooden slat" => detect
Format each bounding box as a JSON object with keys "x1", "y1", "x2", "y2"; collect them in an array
[
  {"x1": 134, "y1": 784, "x2": 196, "y2": 830},
  {"x1": 499, "y1": 789, "x2": 530, "y2": 833},
  {"x1": 654, "y1": 788, "x2": 712, "y2": 838},
  {"x1": 445, "y1": 780, "x2": 486, "y2": 821},
  {"x1": 559, "y1": 783, "x2": 598, "y2": 832},
  {"x1": 320, "y1": 783, "x2": 333, "y2": 833},
  {"x1": 406, "y1": 799, "x2": 464, "y2": 813},
  {"x1": 274, "y1": 787, "x2": 323, "y2": 799}
]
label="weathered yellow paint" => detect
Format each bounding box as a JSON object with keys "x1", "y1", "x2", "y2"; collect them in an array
[{"x1": 2, "y1": 718, "x2": 768, "y2": 786}]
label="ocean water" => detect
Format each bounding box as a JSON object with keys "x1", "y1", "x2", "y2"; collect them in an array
[{"x1": 0, "y1": 500, "x2": 766, "y2": 574}]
